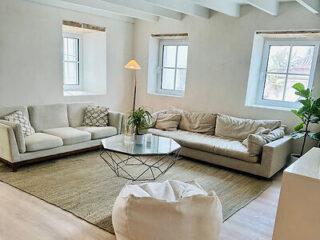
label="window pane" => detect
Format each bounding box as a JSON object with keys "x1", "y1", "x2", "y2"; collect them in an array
[
  {"x1": 263, "y1": 74, "x2": 286, "y2": 101},
  {"x1": 64, "y1": 38, "x2": 78, "y2": 61},
  {"x1": 267, "y1": 46, "x2": 290, "y2": 73},
  {"x1": 162, "y1": 68, "x2": 175, "y2": 90},
  {"x1": 63, "y1": 62, "x2": 78, "y2": 85},
  {"x1": 289, "y1": 46, "x2": 314, "y2": 75},
  {"x1": 177, "y1": 46, "x2": 188, "y2": 68},
  {"x1": 175, "y1": 69, "x2": 186, "y2": 90},
  {"x1": 163, "y1": 46, "x2": 176, "y2": 67},
  {"x1": 284, "y1": 75, "x2": 309, "y2": 102}
]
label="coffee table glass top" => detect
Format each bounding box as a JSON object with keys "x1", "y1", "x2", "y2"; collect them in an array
[{"x1": 101, "y1": 134, "x2": 181, "y2": 156}]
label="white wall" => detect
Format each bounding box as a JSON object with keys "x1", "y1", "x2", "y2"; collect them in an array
[
  {"x1": 83, "y1": 31, "x2": 107, "y2": 94},
  {"x1": 133, "y1": 2, "x2": 320, "y2": 151},
  {"x1": 0, "y1": 0, "x2": 134, "y2": 112}
]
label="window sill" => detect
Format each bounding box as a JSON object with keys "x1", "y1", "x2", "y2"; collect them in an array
[
  {"x1": 63, "y1": 91, "x2": 105, "y2": 97},
  {"x1": 148, "y1": 92, "x2": 184, "y2": 98},
  {"x1": 245, "y1": 103, "x2": 293, "y2": 112}
]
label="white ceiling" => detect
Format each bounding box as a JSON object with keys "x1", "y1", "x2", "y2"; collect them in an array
[{"x1": 26, "y1": 0, "x2": 320, "y2": 23}]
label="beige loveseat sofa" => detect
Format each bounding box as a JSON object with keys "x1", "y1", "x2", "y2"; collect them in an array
[
  {"x1": 149, "y1": 109, "x2": 293, "y2": 178},
  {"x1": 0, "y1": 103, "x2": 123, "y2": 171}
]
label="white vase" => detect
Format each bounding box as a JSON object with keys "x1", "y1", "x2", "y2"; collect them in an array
[{"x1": 134, "y1": 134, "x2": 144, "y2": 145}]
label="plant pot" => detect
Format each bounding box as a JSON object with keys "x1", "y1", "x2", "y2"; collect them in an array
[
  {"x1": 134, "y1": 134, "x2": 144, "y2": 145},
  {"x1": 288, "y1": 153, "x2": 300, "y2": 165}
]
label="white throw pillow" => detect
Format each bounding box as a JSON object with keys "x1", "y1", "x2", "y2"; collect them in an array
[
  {"x1": 3, "y1": 110, "x2": 35, "y2": 136},
  {"x1": 112, "y1": 180, "x2": 222, "y2": 240},
  {"x1": 244, "y1": 127, "x2": 285, "y2": 156},
  {"x1": 215, "y1": 114, "x2": 281, "y2": 140}
]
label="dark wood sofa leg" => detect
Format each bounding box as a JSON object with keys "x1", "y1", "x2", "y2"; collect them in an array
[{"x1": 11, "y1": 164, "x2": 18, "y2": 172}]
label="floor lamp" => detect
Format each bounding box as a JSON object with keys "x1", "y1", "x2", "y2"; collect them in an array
[{"x1": 125, "y1": 60, "x2": 141, "y2": 112}]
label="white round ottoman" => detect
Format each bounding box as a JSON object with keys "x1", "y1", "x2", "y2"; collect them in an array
[{"x1": 112, "y1": 180, "x2": 222, "y2": 240}]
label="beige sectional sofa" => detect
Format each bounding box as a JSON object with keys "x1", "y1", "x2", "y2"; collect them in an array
[
  {"x1": 0, "y1": 103, "x2": 123, "y2": 171},
  {"x1": 149, "y1": 109, "x2": 293, "y2": 178}
]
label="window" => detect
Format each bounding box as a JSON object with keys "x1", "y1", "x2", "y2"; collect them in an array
[
  {"x1": 63, "y1": 33, "x2": 82, "y2": 90},
  {"x1": 257, "y1": 39, "x2": 319, "y2": 108},
  {"x1": 157, "y1": 39, "x2": 188, "y2": 96}
]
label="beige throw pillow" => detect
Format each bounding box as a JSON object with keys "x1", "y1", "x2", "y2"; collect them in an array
[
  {"x1": 168, "y1": 106, "x2": 216, "y2": 135},
  {"x1": 215, "y1": 114, "x2": 281, "y2": 140},
  {"x1": 244, "y1": 127, "x2": 285, "y2": 156},
  {"x1": 82, "y1": 106, "x2": 109, "y2": 127},
  {"x1": 155, "y1": 113, "x2": 181, "y2": 131},
  {"x1": 3, "y1": 110, "x2": 35, "y2": 136}
]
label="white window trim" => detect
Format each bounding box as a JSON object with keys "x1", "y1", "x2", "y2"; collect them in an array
[
  {"x1": 156, "y1": 39, "x2": 188, "y2": 96},
  {"x1": 62, "y1": 32, "x2": 83, "y2": 91},
  {"x1": 256, "y1": 38, "x2": 320, "y2": 109}
]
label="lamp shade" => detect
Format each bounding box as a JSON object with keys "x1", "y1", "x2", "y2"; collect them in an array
[{"x1": 125, "y1": 60, "x2": 141, "y2": 70}]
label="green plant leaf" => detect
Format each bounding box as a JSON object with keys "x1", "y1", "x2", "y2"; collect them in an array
[
  {"x1": 292, "y1": 83, "x2": 305, "y2": 92},
  {"x1": 314, "y1": 98, "x2": 320, "y2": 107},
  {"x1": 295, "y1": 88, "x2": 310, "y2": 98},
  {"x1": 310, "y1": 116, "x2": 320, "y2": 123},
  {"x1": 298, "y1": 99, "x2": 311, "y2": 107},
  {"x1": 290, "y1": 131, "x2": 306, "y2": 139},
  {"x1": 294, "y1": 122, "x2": 304, "y2": 131},
  {"x1": 291, "y1": 109, "x2": 304, "y2": 120},
  {"x1": 308, "y1": 132, "x2": 320, "y2": 141}
]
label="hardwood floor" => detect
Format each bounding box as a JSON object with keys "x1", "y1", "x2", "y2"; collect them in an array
[{"x1": 0, "y1": 174, "x2": 282, "y2": 240}]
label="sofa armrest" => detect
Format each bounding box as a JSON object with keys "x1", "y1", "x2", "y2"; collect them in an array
[
  {"x1": 0, "y1": 123, "x2": 20, "y2": 163},
  {"x1": 0, "y1": 120, "x2": 26, "y2": 153},
  {"x1": 260, "y1": 135, "x2": 293, "y2": 178},
  {"x1": 108, "y1": 111, "x2": 124, "y2": 134}
]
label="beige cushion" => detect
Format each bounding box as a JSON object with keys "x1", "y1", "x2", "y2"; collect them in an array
[
  {"x1": 0, "y1": 106, "x2": 30, "y2": 120},
  {"x1": 25, "y1": 133, "x2": 63, "y2": 152},
  {"x1": 155, "y1": 113, "x2": 181, "y2": 131},
  {"x1": 244, "y1": 127, "x2": 286, "y2": 157},
  {"x1": 82, "y1": 106, "x2": 109, "y2": 127},
  {"x1": 0, "y1": 120, "x2": 26, "y2": 153},
  {"x1": 168, "y1": 106, "x2": 216, "y2": 135},
  {"x1": 3, "y1": 111, "x2": 35, "y2": 136},
  {"x1": 77, "y1": 126, "x2": 117, "y2": 140},
  {"x1": 28, "y1": 104, "x2": 69, "y2": 132},
  {"x1": 148, "y1": 128, "x2": 258, "y2": 163},
  {"x1": 67, "y1": 103, "x2": 93, "y2": 128},
  {"x1": 42, "y1": 127, "x2": 91, "y2": 145},
  {"x1": 113, "y1": 180, "x2": 222, "y2": 240},
  {"x1": 215, "y1": 114, "x2": 281, "y2": 141}
]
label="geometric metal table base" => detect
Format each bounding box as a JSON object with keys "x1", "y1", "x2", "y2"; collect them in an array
[{"x1": 100, "y1": 149, "x2": 181, "y2": 181}]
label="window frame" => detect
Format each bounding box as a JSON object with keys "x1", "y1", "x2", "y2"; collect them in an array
[
  {"x1": 62, "y1": 32, "x2": 83, "y2": 91},
  {"x1": 157, "y1": 39, "x2": 188, "y2": 96},
  {"x1": 256, "y1": 39, "x2": 320, "y2": 109}
]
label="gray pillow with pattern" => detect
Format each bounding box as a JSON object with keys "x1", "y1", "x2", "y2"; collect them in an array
[
  {"x1": 82, "y1": 106, "x2": 109, "y2": 127},
  {"x1": 3, "y1": 110, "x2": 35, "y2": 136}
]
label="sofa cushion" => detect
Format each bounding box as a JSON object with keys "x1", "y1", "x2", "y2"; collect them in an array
[
  {"x1": 148, "y1": 128, "x2": 258, "y2": 163},
  {"x1": 215, "y1": 114, "x2": 281, "y2": 141},
  {"x1": 28, "y1": 104, "x2": 69, "y2": 132},
  {"x1": 82, "y1": 106, "x2": 109, "y2": 127},
  {"x1": 3, "y1": 110, "x2": 35, "y2": 136},
  {"x1": 0, "y1": 106, "x2": 29, "y2": 119},
  {"x1": 168, "y1": 106, "x2": 216, "y2": 135},
  {"x1": 155, "y1": 113, "x2": 181, "y2": 131},
  {"x1": 67, "y1": 103, "x2": 93, "y2": 128},
  {"x1": 25, "y1": 133, "x2": 63, "y2": 152},
  {"x1": 77, "y1": 126, "x2": 117, "y2": 140},
  {"x1": 42, "y1": 127, "x2": 91, "y2": 145},
  {"x1": 244, "y1": 127, "x2": 286, "y2": 157}
]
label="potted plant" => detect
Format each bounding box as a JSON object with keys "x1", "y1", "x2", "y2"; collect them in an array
[
  {"x1": 290, "y1": 83, "x2": 320, "y2": 162},
  {"x1": 126, "y1": 107, "x2": 153, "y2": 144}
]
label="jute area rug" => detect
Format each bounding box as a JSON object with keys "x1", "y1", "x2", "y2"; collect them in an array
[{"x1": 0, "y1": 150, "x2": 271, "y2": 234}]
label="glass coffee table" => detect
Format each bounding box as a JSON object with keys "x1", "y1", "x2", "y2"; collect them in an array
[{"x1": 100, "y1": 134, "x2": 181, "y2": 181}]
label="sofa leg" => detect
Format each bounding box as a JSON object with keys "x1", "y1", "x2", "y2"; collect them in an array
[{"x1": 11, "y1": 164, "x2": 18, "y2": 172}]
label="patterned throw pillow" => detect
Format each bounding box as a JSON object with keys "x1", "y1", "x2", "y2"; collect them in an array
[
  {"x1": 3, "y1": 111, "x2": 35, "y2": 136},
  {"x1": 82, "y1": 106, "x2": 109, "y2": 127}
]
